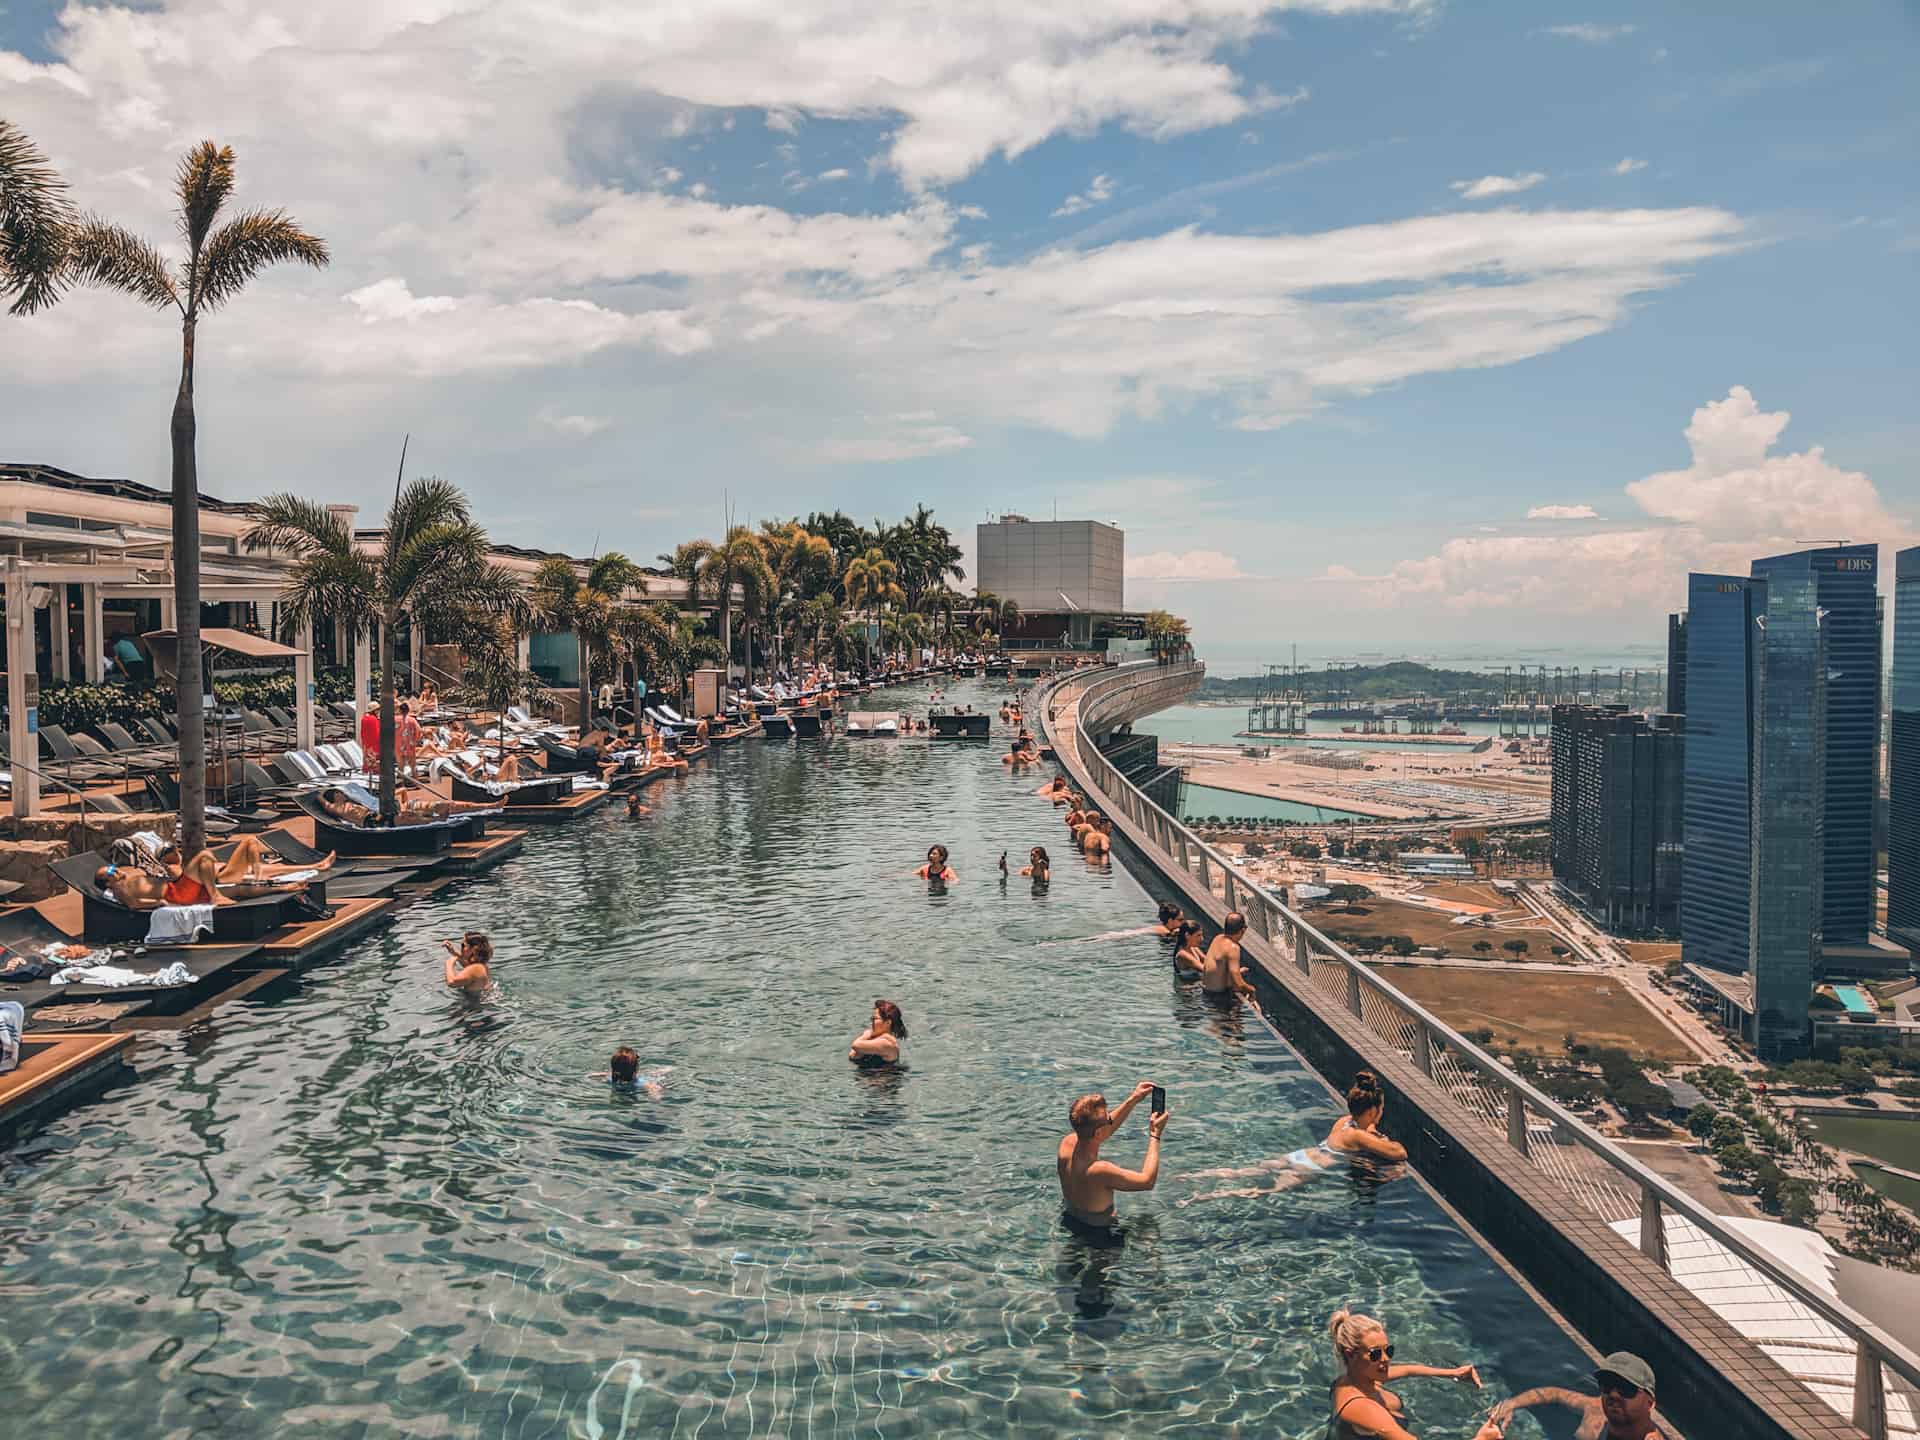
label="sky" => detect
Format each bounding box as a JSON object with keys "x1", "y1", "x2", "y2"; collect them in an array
[{"x1": 2, "y1": 1, "x2": 1916, "y2": 667}]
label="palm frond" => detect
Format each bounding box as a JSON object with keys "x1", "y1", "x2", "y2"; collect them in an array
[
  {"x1": 386, "y1": 518, "x2": 488, "y2": 603},
  {"x1": 385, "y1": 476, "x2": 471, "y2": 562},
  {"x1": 0, "y1": 118, "x2": 74, "y2": 316},
  {"x1": 526, "y1": 556, "x2": 583, "y2": 628},
  {"x1": 585, "y1": 550, "x2": 645, "y2": 598},
  {"x1": 272, "y1": 548, "x2": 379, "y2": 641},
  {"x1": 175, "y1": 141, "x2": 235, "y2": 252},
  {"x1": 242, "y1": 492, "x2": 354, "y2": 557},
  {"x1": 196, "y1": 208, "x2": 329, "y2": 311},
  {"x1": 64, "y1": 216, "x2": 179, "y2": 311}
]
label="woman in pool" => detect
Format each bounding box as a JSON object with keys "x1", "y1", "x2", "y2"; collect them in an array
[
  {"x1": 1171, "y1": 921, "x2": 1206, "y2": 981},
  {"x1": 1155, "y1": 902, "x2": 1183, "y2": 936},
  {"x1": 1180, "y1": 1071, "x2": 1408, "y2": 1204},
  {"x1": 1020, "y1": 846, "x2": 1051, "y2": 884},
  {"x1": 1326, "y1": 1306, "x2": 1493, "y2": 1440},
  {"x1": 848, "y1": 999, "x2": 907, "y2": 1068},
  {"x1": 915, "y1": 845, "x2": 957, "y2": 883}
]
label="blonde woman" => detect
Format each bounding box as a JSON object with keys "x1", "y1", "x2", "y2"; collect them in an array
[{"x1": 1327, "y1": 1307, "x2": 1496, "y2": 1440}]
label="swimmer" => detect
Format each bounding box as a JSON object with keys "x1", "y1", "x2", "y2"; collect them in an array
[
  {"x1": 595, "y1": 1045, "x2": 669, "y2": 1098},
  {"x1": 1172, "y1": 921, "x2": 1206, "y2": 980},
  {"x1": 1034, "y1": 775, "x2": 1070, "y2": 802},
  {"x1": 1200, "y1": 912, "x2": 1256, "y2": 1002},
  {"x1": 915, "y1": 844, "x2": 957, "y2": 883},
  {"x1": 1020, "y1": 846, "x2": 1051, "y2": 883},
  {"x1": 1064, "y1": 800, "x2": 1086, "y2": 830},
  {"x1": 442, "y1": 931, "x2": 493, "y2": 992},
  {"x1": 1328, "y1": 1308, "x2": 1494, "y2": 1440},
  {"x1": 626, "y1": 791, "x2": 649, "y2": 818},
  {"x1": 1180, "y1": 1069, "x2": 1410, "y2": 1203},
  {"x1": 1155, "y1": 902, "x2": 1184, "y2": 937},
  {"x1": 849, "y1": 999, "x2": 906, "y2": 1068},
  {"x1": 1084, "y1": 816, "x2": 1113, "y2": 858},
  {"x1": 1057, "y1": 1081, "x2": 1169, "y2": 1234}
]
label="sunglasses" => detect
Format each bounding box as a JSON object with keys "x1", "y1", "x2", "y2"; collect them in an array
[
  {"x1": 1361, "y1": 1345, "x2": 1395, "y2": 1361},
  {"x1": 1597, "y1": 1377, "x2": 1642, "y2": 1401}
]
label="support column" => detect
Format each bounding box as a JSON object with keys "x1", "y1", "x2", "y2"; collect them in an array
[
  {"x1": 516, "y1": 630, "x2": 530, "y2": 671},
  {"x1": 295, "y1": 619, "x2": 315, "y2": 753},
  {"x1": 51, "y1": 585, "x2": 70, "y2": 682},
  {"x1": 159, "y1": 590, "x2": 176, "y2": 630},
  {"x1": 7, "y1": 562, "x2": 40, "y2": 817},
  {"x1": 409, "y1": 620, "x2": 423, "y2": 692},
  {"x1": 353, "y1": 625, "x2": 371, "y2": 730},
  {"x1": 82, "y1": 584, "x2": 104, "y2": 684}
]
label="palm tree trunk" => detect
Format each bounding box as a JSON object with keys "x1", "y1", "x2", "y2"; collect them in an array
[
  {"x1": 171, "y1": 315, "x2": 207, "y2": 854},
  {"x1": 577, "y1": 633, "x2": 592, "y2": 731},
  {"x1": 378, "y1": 611, "x2": 398, "y2": 818},
  {"x1": 720, "y1": 595, "x2": 733, "y2": 692}
]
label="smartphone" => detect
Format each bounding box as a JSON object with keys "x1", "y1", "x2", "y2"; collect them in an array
[{"x1": 1150, "y1": 1085, "x2": 1166, "y2": 1115}]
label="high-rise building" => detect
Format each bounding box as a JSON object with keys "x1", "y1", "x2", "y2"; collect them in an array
[
  {"x1": 1681, "y1": 573, "x2": 1761, "y2": 978},
  {"x1": 1747, "y1": 568, "x2": 1825, "y2": 1061},
  {"x1": 1750, "y1": 544, "x2": 1880, "y2": 945},
  {"x1": 1550, "y1": 705, "x2": 1684, "y2": 934},
  {"x1": 1666, "y1": 611, "x2": 1687, "y2": 714},
  {"x1": 1891, "y1": 547, "x2": 1920, "y2": 952}
]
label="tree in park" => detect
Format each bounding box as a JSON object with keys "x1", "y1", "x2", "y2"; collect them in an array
[
  {"x1": 1472, "y1": 940, "x2": 1494, "y2": 955},
  {"x1": 1685, "y1": 1103, "x2": 1717, "y2": 1140},
  {"x1": 1502, "y1": 938, "x2": 1531, "y2": 957},
  {"x1": 68, "y1": 142, "x2": 328, "y2": 852}
]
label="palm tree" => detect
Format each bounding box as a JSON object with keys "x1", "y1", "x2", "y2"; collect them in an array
[
  {"x1": 1, "y1": 119, "x2": 72, "y2": 315},
  {"x1": 672, "y1": 526, "x2": 774, "y2": 690},
  {"x1": 843, "y1": 547, "x2": 903, "y2": 672},
  {"x1": 68, "y1": 142, "x2": 328, "y2": 853},
  {"x1": 245, "y1": 478, "x2": 521, "y2": 819},
  {"x1": 758, "y1": 522, "x2": 836, "y2": 676},
  {"x1": 527, "y1": 553, "x2": 645, "y2": 728},
  {"x1": 612, "y1": 601, "x2": 677, "y2": 715}
]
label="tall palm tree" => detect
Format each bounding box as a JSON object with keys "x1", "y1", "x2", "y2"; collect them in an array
[
  {"x1": 758, "y1": 522, "x2": 836, "y2": 676},
  {"x1": 69, "y1": 142, "x2": 328, "y2": 853},
  {"x1": 246, "y1": 478, "x2": 521, "y2": 819},
  {"x1": 672, "y1": 526, "x2": 774, "y2": 690},
  {"x1": 527, "y1": 552, "x2": 644, "y2": 728},
  {"x1": 612, "y1": 601, "x2": 677, "y2": 716},
  {"x1": 1, "y1": 119, "x2": 72, "y2": 315},
  {"x1": 843, "y1": 547, "x2": 903, "y2": 672}
]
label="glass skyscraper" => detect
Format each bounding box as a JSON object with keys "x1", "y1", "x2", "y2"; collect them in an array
[
  {"x1": 1750, "y1": 544, "x2": 1880, "y2": 945},
  {"x1": 1891, "y1": 547, "x2": 1920, "y2": 951},
  {"x1": 1749, "y1": 569, "x2": 1824, "y2": 1061},
  {"x1": 1681, "y1": 573, "x2": 1759, "y2": 977}
]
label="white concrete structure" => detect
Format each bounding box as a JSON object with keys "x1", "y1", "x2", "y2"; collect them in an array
[{"x1": 975, "y1": 515, "x2": 1124, "y2": 615}]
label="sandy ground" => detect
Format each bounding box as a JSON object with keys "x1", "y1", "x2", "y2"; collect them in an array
[
  {"x1": 1372, "y1": 965, "x2": 1698, "y2": 1061},
  {"x1": 1171, "y1": 740, "x2": 1551, "y2": 823}
]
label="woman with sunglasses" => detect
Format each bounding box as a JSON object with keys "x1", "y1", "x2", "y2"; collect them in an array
[{"x1": 1328, "y1": 1307, "x2": 1497, "y2": 1439}]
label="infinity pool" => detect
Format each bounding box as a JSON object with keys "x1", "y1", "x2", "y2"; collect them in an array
[{"x1": 2, "y1": 679, "x2": 1593, "y2": 1436}]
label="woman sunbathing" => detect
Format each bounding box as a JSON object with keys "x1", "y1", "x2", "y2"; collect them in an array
[
  {"x1": 96, "y1": 839, "x2": 326, "y2": 908},
  {"x1": 319, "y1": 785, "x2": 497, "y2": 828}
]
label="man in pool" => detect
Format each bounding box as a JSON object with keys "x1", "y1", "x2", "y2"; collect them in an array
[
  {"x1": 1201, "y1": 912, "x2": 1257, "y2": 1002},
  {"x1": 1492, "y1": 1353, "x2": 1667, "y2": 1440},
  {"x1": 1084, "y1": 816, "x2": 1113, "y2": 858},
  {"x1": 1056, "y1": 1081, "x2": 1169, "y2": 1233}
]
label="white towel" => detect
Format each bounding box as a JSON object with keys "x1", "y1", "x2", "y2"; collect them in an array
[
  {"x1": 131, "y1": 829, "x2": 169, "y2": 859},
  {"x1": 146, "y1": 904, "x2": 215, "y2": 944},
  {"x1": 52, "y1": 961, "x2": 194, "y2": 988},
  {"x1": 0, "y1": 1001, "x2": 22, "y2": 1075}
]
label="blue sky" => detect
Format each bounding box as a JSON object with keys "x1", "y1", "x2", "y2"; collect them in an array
[{"x1": 2, "y1": 1, "x2": 1916, "y2": 665}]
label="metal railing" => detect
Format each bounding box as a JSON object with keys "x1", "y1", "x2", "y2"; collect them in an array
[{"x1": 1041, "y1": 661, "x2": 1917, "y2": 1440}]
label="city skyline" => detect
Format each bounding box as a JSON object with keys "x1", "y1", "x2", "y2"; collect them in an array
[{"x1": 2, "y1": 2, "x2": 1916, "y2": 659}]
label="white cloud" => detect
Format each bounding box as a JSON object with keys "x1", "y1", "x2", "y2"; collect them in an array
[
  {"x1": 1127, "y1": 548, "x2": 1246, "y2": 580},
  {"x1": 539, "y1": 410, "x2": 612, "y2": 438},
  {"x1": 1053, "y1": 173, "x2": 1117, "y2": 218},
  {"x1": 819, "y1": 417, "x2": 974, "y2": 464},
  {"x1": 1526, "y1": 503, "x2": 1599, "y2": 520},
  {"x1": 1451, "y1": 172, "x2": 1547, "y2": 200},
  {"x1": 817, "y1": 167, "x2": 851, "y2": 181},
  {"x1": 1540, "y1": 23, "x2": 1637, "y2": 43},
  {"x1": 1612, "y1": 157, "x2": 1647, "y2": 175},
  {"x1": 1349, "y1": 388, "x2": 1914, "y2": 614}
]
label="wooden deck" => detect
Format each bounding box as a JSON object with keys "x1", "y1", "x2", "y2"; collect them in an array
[
  {"x1": 0, "y1": 1031, "x2": 135, "y2": 1141},
  {"x1": 115, "y1": 968, "x2": 290, "y2": 1030},
  {"x1": 440, "y1": 829, "x2": 526, "y2": 873},
  {"x1": 493, "y1": 787, "x2": 610, "y2": 824},
  {"x1": 259, "y1": 895, "x2": 396, "y2": 967}
]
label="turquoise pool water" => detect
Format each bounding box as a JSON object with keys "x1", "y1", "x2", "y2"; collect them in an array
[
  {"x1": 1833, "y1": 985, "x2": 1878, "y2": 1016},
  {"x1": 1, "y1": 679, "x2": 1593, "y2": 1436}
]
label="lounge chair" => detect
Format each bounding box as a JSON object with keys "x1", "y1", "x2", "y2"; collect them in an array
[
  {"x1": 449, "y1": 771, "x2": 571, "y2": 806},
  {"x1": 536, "y1": 736, "x2": 603, "y2": 775},
  {"x1": 292, "y1": 784, "x2": 483, "y2": 857},
  {"x1": 37, "y1": 726, "x2": 119, "y2": 781},
  {"x1": 51, "y1": 850, "x2": 319, "y2": 944}
]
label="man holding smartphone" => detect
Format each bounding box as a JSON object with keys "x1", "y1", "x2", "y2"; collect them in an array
[{"x1": 1057, "y1": 1079, "x2": 1170, "y2": 1235}]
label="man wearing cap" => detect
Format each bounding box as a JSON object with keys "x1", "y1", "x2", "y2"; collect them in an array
[{"x1": 1492, "y1": 1352, "x2": 1664, "y2": 1440}]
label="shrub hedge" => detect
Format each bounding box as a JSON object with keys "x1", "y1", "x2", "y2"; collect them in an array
[{"x1": 34, "y1": 667, "x2": 361, "y2": 731}]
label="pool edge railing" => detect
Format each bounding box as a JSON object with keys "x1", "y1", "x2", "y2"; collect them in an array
[{"x1": 1037, "y1": 661, "x2": 1911, "y2": 1440}]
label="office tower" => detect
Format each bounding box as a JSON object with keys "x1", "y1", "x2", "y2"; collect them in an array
[
  {"x1": 1550, "y1": 705, "x2": 1685, "y2": 933},
  {"x1": 1681, "y1": 573, "x2": 1761, "y2": 977},
  {"x1": 1666, "y1": 611, "x2": 1687, "y2": 714},
  {"x1": 1892, "y1": 547, "x2": 1920, "y2": 951},
  {"x1": 1748, "y1": 569, "x2": 1825, "y2": 1061},
  {"x1": 1750, "y1": 545, "x2": 1880, "y2": 945}
]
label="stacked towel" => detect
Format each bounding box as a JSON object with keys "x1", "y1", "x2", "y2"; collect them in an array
[
  {"x1": 146, "y1": 904, "x2": 215, "y2": 944},
  {"x1": 52, "y1": 961, "x2": 194, "y2": 988}
]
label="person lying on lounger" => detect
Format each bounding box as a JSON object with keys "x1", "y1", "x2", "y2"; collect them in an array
[
  {"x1": 319, "y1": 785, "x2": 497, "y2": 828},
  {"x1": 96, "y1": 838, "x2": 327, "y2": 908}
]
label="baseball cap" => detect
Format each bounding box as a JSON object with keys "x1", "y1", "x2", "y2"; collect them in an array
[{"x1": 1593, "y1": 1352, "x2": 1656, "y2": 1396}]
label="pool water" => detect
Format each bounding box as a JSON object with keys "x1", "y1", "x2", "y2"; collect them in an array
[
  {"x1": 2, "y1": 678, "x2": 1594, "y2": 1436},
  {"x1": 1180, "y1": 781, "x2": 1372, "y2": 825}
]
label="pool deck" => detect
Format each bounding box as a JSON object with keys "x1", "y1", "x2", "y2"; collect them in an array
[{"x1": 0, "y1": 1032, "x2": 135, "y2": 1144}]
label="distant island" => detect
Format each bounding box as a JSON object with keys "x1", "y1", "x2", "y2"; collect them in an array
[{"x1": 1201, "y1": 661, "x2": 1509, "y2": 702}]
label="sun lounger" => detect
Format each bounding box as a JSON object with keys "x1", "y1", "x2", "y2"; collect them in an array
[
  {"x1": 293, "y1": 783, "x2": 491, "y2": 856},
  {"x1": 449, "y1": 772, "x2": 571, "y2": 806},
  {"x1": 51, "y1": 851, "x2": 318, "y2": 944},
  {"x1": 536, "y1": 737, "x2": 604, "y2": 775}
]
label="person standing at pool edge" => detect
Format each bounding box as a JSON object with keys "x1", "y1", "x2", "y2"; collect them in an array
[
  {"x1": 1202, "y1": 913, "x2": 1257, "y2": 1002},
  {"x1": 1057, "y1": 1081, "x2": 1168, "y2": 1232}
]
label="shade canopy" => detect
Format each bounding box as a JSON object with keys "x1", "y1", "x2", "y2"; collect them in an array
[{"x1": 141, "y1": 627, "x2": 306, "y2": 683}]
